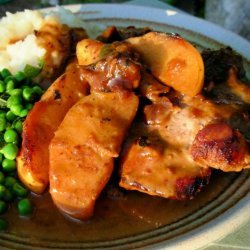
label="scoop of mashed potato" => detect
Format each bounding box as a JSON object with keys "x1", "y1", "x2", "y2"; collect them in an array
[
  {"x1": 0, "y1": 10, "x2": 44, "y2": 51},
  {"x1": 0, "y1": 8, "x2": 87, "y2": 77}
]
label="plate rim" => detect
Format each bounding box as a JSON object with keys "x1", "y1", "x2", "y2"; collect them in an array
[
  {"x1": 3, "y1": 3, "x2": 250, "y2": 250},
  {"x1": 41, "y1": 3, "x2": 250, "y2": 60}
]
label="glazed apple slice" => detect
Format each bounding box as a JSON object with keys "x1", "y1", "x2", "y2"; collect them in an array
[
  {"x1": 76, "y1": 39, "x2": 105, "y2": 65},
  {"x1": 49, "y1": 91, "x2": 139, "y2": 219},
  {"x1": 127, "y1": 32, "x2": 204, "y2": 97},
  {"x1": 17, "y1": 65, "x2": 89, "y2": 194}
]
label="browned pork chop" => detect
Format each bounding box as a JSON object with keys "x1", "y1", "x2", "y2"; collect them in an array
[{"x1": 120, "y1": 69, "x2": 250, "y2": 199}]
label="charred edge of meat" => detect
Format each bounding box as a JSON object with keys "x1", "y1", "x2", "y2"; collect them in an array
[
  {"x1": 97, "y1": 26, "x2": 152, "y2": 43},
  {"x1": 175, "y1": 173, "x2": 211, "y2": 200},
  {"x1": 202, "y1": 47, "x2": 246, "y2": 85},
  {"x1": 191, "y1": 123, "x2": 246, "y2": 166}
]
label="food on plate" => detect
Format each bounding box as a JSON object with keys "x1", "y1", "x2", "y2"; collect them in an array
[
  {"x1": 19, "y1": 25, "x2": 250, "y2": 219},
  {"x1": 0, "y1": 6, "x2": 249, "y2": 225},
  {"x1": 0, "y1": 8, "x2": 90, "y2": 227},
  {"x1": 127, "y1": 32, "x2": 204, "y2": 97},
  {"x1": 119, "y1": 73, "x2": 211, "y2": 199},
  {"x1": 76, "y1": 39, "x2": 105, "y2": 65},
  {"x1": 50, "y1": 43, "x2": 140, "y2": 219},
  {"x1": 50, "y1": 91, "x2": 138, "y2": 219},
  {"x1": 0, "y1": 9, "x2": 87, "y2": 83},
  {"x1": 17, "y1": 65, "x2": 89, "y2": 194},
  {"x1": 191, "y1": 122, "x2": 248, "y2": 171},
  {"x1": 0, "y1": 66, "x2": 44, "y2": 225},
  {"x1": 77, "y1": 31, "x2": 204, "y2": 97}
]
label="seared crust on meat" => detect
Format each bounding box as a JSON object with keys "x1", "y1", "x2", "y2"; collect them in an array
[
  {"x1": 191, "y1": 123, "x2": 248, "y2": 171},
  {"x1": 175, "y1": 171, "x2": 211, "y2": 200}
]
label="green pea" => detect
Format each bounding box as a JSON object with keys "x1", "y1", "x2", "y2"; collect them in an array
[
  {"x1": 2, "y1": 159, "x2": 16, "y2": 172},
  {"x1": 4, "y1": 176, "x2": 17, "y2": 188},
  {"x1": 22, "y1": 87, "x2": 35, "y2": 102},
  {"x1": 0, "y1": 81, "x2": 5, "y2": 93},
  {"x1": 14, "y1": 71, "x2": 26, "y2": 82},
  {"x1": 5, "y1": 111, "x2": 16, "y2": 122},
  {"x1": 9, "y1": 88, "x2": 22, "y2": 96},
  {"x1": 0, "y1": 185, "x2": 7, "y2": 198},
  {"x1": 3, "y1": 188, "x2": 14, "y2": 202},
  {"x1": 10, "y1": 104, "x2": 23, "y2": 116},
  {"x1": 1, "y1": 144, "x2": 18, "y2": 160},
  {"x1": 17, "y1": 198, "x2": 33, "y2": 216},
  {"x1": 4, "y1": 129, "x2": 18, "y2": 143},
  {"x1": 0, "y1": 172, "x2": 4, "y2": 184},
  {"x1": 0, "y1": 117, "x2": 6, "y2": 132},
  {"x1": 0, "y1": 218, "x2": 8, "y2": 231},
  {"x1": 0, "y1": 68, "x2": 11, "y2": 79},
  {"x1": 6, "y1": 80, "x2": 15, "y2": 93},
  {"x1": 7, "y1": 95, "x2": 22, "y2": 108},
  {"x1": 12, "y1": 183, "x2": 28, "y2": 198},
  {"x1": 13, "y1": 119, "x2": 23, "y2": 133},
  {"x1": 0, "y1": 201, "x2": 7, "y2": 214},
  {"x1": 19, "y1": 109, "x2": 28, "y2": 118}
]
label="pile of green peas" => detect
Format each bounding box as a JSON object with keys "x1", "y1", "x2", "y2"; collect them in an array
[{"x1": 0, "y1": 67, "x2": 44, "y2": 230}]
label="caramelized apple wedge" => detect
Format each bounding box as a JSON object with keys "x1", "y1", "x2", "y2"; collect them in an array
[
  {"x1": 127, "y1": 32, "x2": 204, "y2": 97},
  {"x1": 17, "y1": 65, "x2": 89, "y2": 194},
  {"x1": 49, "y1": 91, "x2": 139, "y2": 219},
  {"x1": 76, "y1": 39, "x2": 104, "y2": 65}
]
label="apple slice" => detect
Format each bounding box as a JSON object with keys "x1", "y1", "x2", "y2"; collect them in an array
[
  {"x1": 49, "y1": 91, "x2": 139, "y2": 219},
  {"x1": 17, "y1": 65, "x2": 89, "y2": 194},
  {"x1": 127, "y1": 32, "x2": 204, "y2": 97},
  {"x1": 76, "y1": 39, "x2": 104, "y2": 65}
]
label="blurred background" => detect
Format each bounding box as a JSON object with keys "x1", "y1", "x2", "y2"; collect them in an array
[{"x1": 0, "y1": 0, "x2": 250, "y2": 41}]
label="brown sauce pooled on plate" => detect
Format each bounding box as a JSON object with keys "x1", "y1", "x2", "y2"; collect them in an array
[{"x1": 4, "y1": 170, "x2": 238, "y2": 242}]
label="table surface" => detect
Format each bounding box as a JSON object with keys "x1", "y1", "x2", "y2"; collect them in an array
[{"x1": 0, "y1": 1, "x2": 250, "y2": 249}]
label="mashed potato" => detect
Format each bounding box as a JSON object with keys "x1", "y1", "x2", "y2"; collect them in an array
[
  {"x1": 0, "y1": 10, "x2": 44, "y2": 50},
  {"x1": 6, "y1": 34, "x2": 46, "y2": 73},
  {"x1": 0, "y1": 7, "x2": 87, "y2": 75}
]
